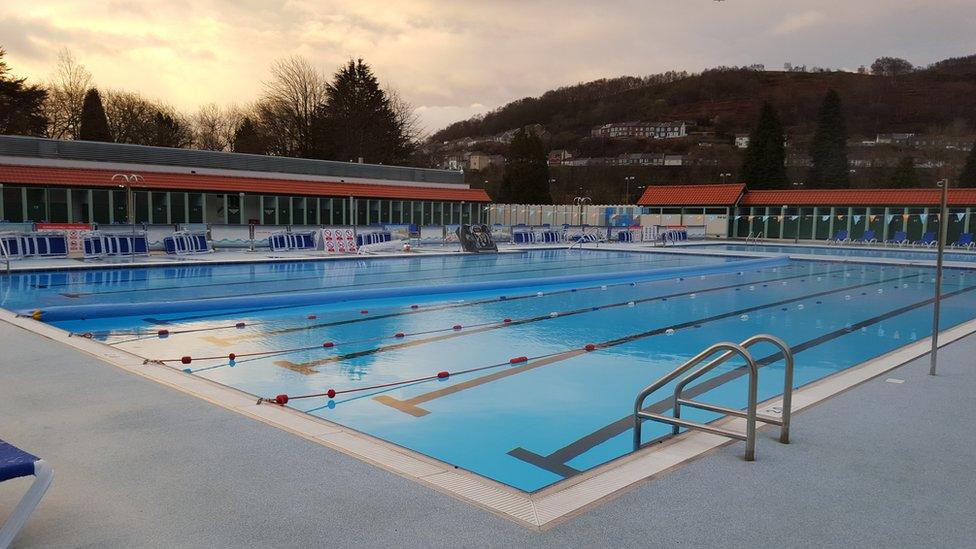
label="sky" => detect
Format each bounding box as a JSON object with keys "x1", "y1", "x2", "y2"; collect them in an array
[{"x1": 2, "y1": 0, "x2": 976, "y2": 135}]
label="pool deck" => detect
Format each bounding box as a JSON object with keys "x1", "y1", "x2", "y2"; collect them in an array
[{"x1": 2, "y1": 301, "x2": 976, "y2": 546}]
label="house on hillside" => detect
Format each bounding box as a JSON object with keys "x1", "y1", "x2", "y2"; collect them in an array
[
  {"x1": 875, "y1": 133, "x2": 915, "y2": 145},
  {"x1": 734, "y1": 134, "x2": 750, "y2": 149},
  {"x1": 547, "y1": 149, "x2": 572, "y2": 166},
  {"x1": 590, "y1": 121, "x2": 688, "y2": 140}
]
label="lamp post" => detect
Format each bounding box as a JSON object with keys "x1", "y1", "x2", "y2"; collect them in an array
[
  {"x1": 624, "y1": 176, "x2": 636, "y2": 203},
  {"x1": 719, "y1": 172, "x2": 732, "y2": 184},
  {"x1": 930, "y1": 178, "x2": 949, "y2": 375},
  {"x1": 111, "y1": 173, "x2": 144, "y2": 263},
  {"x1": 573, "y1": 196, "x2": 592, "y2": 225}
]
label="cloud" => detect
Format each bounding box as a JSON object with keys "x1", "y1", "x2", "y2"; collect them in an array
[
  {"x1": 772, "y1": 11, "x2": 827, "y2": 35},
  {"x1": 1, "y1": 1, "x2": 975, "y2": 132}
]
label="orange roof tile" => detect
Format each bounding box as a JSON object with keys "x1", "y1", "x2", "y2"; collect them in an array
[
  {"x1": 742, "y1": 188, "x2": 976, "y2": 207},
  {"x1": 0, "y1": 164, "x2": 490, "y2": 202},
  {"x1": 638, "y1": 183, "x2": 745, "y2": 206}
]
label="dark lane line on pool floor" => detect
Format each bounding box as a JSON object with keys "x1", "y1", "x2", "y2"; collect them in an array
[
  {"x1": 268, "y1": 265, "x2": 851, "y2": 374},
  {"x1": 369, "y1": 270, "x2": 914, "y2": 416},
  {"x1": 507, "y1": 281, "x2": 976, "y2": 480}
]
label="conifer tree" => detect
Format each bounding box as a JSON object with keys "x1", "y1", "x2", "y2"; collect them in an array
[
  {"x1": 740, "y1": 102, "x2": 787, "y2": 189},
  {"x1": 808, "y1": 89, "x2": 850, "y2": 188},
  {"x1": 959, "y1": 140, "x2": 976, "y2": 188},
  {"x1": 891, "y1": 156, "x2": 919, "y2": 188},
  {"x1": 78, "y1": 88, "x2": 112, "y2": 142},
  {"x1": 497, "y1": 128, "x2": 552, "y2": 203}
]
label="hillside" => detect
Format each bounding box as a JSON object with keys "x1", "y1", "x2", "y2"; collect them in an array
[{"x1": 431, "y1": 55, "x2": 976, "y2": 143}]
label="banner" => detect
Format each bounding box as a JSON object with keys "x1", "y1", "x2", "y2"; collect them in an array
[
  {"x1": 35, "y1": 222, "x2": 91, "y2": 254},
  {"x1": 919, "y1": 213, "x2": 928, "y2": 224},
  {"x1": 885, "y1": 214, "x2": 895, "y2": 224},
  {"x1": 821, "y1": 215, "x2": 830, "y2": 222},
  {"x1": 957, "y1": 212, "x2": 967, "y2": 222},
  {"x1": 853, "y1": 215, "x2": 862, "y2": 225}
]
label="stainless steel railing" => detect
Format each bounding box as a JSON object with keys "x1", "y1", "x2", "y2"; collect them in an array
[
  {"x1": 0, "y1": 237, "x2": 10, "y2": 274},
  {"x1": 633, "y1": 333, "x2": 794, "y2": 461}
]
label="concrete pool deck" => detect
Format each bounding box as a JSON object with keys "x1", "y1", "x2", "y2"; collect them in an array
[{"x1": 2, "y1": 309, "x2": 975, "y2": 546}]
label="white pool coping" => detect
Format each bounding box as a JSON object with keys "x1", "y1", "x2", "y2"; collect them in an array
[{"x1": 4, "y1": 294, "x2": 974, "y2": 530}]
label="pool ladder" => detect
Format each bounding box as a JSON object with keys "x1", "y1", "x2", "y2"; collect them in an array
[
  {"x1": 746, "y1": 231, "x2": 764, "y2": 243},
  {"x1": 633, "y1": 334, "x2": 794, "y2": 461}
]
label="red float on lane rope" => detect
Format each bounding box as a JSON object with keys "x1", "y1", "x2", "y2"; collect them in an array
[
  {"x1": 228, "y1": 353, "x2": 236, "y2": 361},
  {"x1": 452, "y1": 324, "x2": 462, "y2": 330},
  {"x1": 410, "y1": 304, "x2": 419, "y2": 309},
  {"x1": 322, "y1": 341, "x2": 335, "y2": 348},
  {"x1": 235, "y1": 322, "x2": 246, "y2": 329},
  {"x1": 327, "y1": 389, "x2": 336, "y2": 398},
  {"x1": 437, "y1": 371, "x2": 450, "y2": 379},
  {"x1": 394, "y1": 332, "x2": 405, "y2": 338},
  {"x1": 509, "y1": 356, "x2": 528, "y2": 364},
  {"x1": 584, "y1": 343, "x2": 596, "y2": 351},
  {"x1": 275, "y1": 394, "x2": 289, "y2": 405},
  {"x1": 307, "y1": 314, "x2": 317, "y2": 320},
  {"x1": 360, "y1": 309, "x2": 369, "y2": 315},
  {"x1": 157, "y1": 329, "x2": 169, "y2": 337},
  {"x1": 181, "y1": 356, "x2": 192, "y2": 364},
  {"x1": 503, "y1": 318, "x2": 512, "y2": 323}
]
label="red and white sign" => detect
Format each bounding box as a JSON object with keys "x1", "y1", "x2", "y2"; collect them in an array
[{"x1": 36, "y1": 222, "x2": 92, "y2": 254}]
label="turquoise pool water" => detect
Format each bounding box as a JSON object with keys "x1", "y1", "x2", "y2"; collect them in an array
[
  {"x1": 5, "y1": 249, "x2": 976, "y2": 492},
  {"x1": 689, "y1": 242, "x2": 976, "y2": 263}
]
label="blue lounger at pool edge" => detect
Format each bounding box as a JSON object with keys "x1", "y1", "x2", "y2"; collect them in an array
[{"x1": 0, "y1": 439, "x2": 53, "y2": 547}]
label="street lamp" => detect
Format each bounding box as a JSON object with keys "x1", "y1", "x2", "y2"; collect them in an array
[
  {"x1": 573, "y1": 196, "x2": 592, "y2": 225},
  {"x1": 930, "y1": 178, "x2": 949, "y2": 375},
  {"x1": 719, "y1": 172, "x2": 732, "y2": 184},
  {"x1": 623, "y1": 176, "x2": 636, "y2": 203},
  {"x1": 111, "y1": 173, "x2": 144, "y2": 263}
]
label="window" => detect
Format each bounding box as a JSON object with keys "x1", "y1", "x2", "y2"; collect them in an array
[
  {"x1": 412, "y1": 201, "x2": 423, "y2": 225},
  {"x1": 91, "y1": 190, "x2": 110, "y2": 224},
  {"x1": 188, "y1": 193, "x2": 204, "y2": 223},
  {"x1": 356, "y1": 199, "x2": 368, "y2": 225},
  {"x1": 368, "y1": 199, "x2": 382, "y2": 224},
  {"x1": 392, "y1": 201, "x2": 403, "y2": 224},
  {"x1": 26, "y1": 188, "x2": 46, "y2": 222},
  {"x1": 292, "y1": 197, "x2": 306, "y2": 225},
  {"x1": 277, "y1": 195, "x2": 291, "y2": 224},
  {"x1": 319, "y1": 198, "x2": 333, "y2": 225},
  {"x1": 262, "y1": 196, "x2": 277, "y2": 224},
  {"x1": 331, "y1": 198, "x2": 346, "y2": 225},
  {"x1": 227, "y1": 194, "x2": 241, "y2": 224},
  {"x1": 74, "y1": 189, "x2": 92, "y2": 223},
  {"x1": 112, "y1": 190, "x2": 128, "y2": 223},
  {"x1": 170, "y1": 192, "x2": 187, "y2": 224},
  {"x1": 3, "y1": 187, "x2": 24, "y2": 222},
  {"x1": 49, "y1": 188, "x2": 68, "y2": 223},
  {"x1": 150, "y1": 192, "x2": 167, "y2": 224}
]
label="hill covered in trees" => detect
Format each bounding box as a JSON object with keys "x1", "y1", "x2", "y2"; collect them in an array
[{"x1": 431, "y1": 55, "x2": 976, "y2": 144}]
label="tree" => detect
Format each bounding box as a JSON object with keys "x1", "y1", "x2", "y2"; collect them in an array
[
  {"x1": 78, "y1": 88, "x2": 112, "y2": 142},
  {"x1": 43, "y1": 49, "x2": 92, "y2": 139},
  {"x1": 256, "y1": 56, "x2": 328, "y2": 157},
  {"x1": 193, "y1": 103, "x2": 242, "y2": 151},
  {"x1": 739, "y1": 102, "x2": 787, "y2": 189},
  {"x1": 958, "y1": 140, "x2": 976, "y2": 188},
  {"x1": 891, "y1": 156, "x2": 919, "y2": 188},
  {"x1": 497, "y1": 128, "x2": 551, "y2": 203},
  {"x1": 808, "y1": 89, "x2": 850, "y2": 188},
  {"x1": 232, "y1": 116, "x2": 266, "y2": 154},
  {"x1": 0, "y1": 47, "x2": 48, "y2": 136},
  {"x1": 314, "y1": 59, "x2": 414, "y2": 164},
  {"x1": 871, "y1": 57, "x2": 914, "y2": 76},
  {"x1": 150, "y1": 111, "x2": 193, "y2": 148}
]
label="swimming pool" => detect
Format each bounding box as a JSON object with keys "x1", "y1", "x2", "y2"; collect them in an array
[
  {"x1": 688, "y1": 242, "x2": 976, "y2": 263},
  {"x1": 6, "y1": 249, "x2": 976, "y2": 492}
]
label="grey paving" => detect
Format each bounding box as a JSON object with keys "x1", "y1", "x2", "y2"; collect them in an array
[{"x1": 1, "y1": 319, "x2": 974, "y2": 548}]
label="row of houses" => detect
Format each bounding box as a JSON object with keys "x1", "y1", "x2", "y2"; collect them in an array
[
  {"x1": 590, "y1": 121, "x2": 688, "y2": 140},
  {"x1": 550, "y1": 152, "x2": 686, "y2": 167}
]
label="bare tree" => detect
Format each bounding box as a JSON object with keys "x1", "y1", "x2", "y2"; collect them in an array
[
  {"x1": 256, "y1": 56, "x2": 329, "y2": 157},
  {"x1": 386, "y1": 86, "x2": 423, "y2": 142},
  {"x1": 103, "y1": 90, "x2": 193, "y2": 147},
  {"x1": 193, "y1": 103, "x2": 243, "y2": 151},
  {"x1": 44, "y1": 49, "x2": 93, "y2": 139}
]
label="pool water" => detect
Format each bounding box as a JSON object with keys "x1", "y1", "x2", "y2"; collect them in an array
[
  {"x1": 690, "y1": 242, "x2": 976, "y2": 263},
  {"x1": 6, "y1": 249, "x2": 976, "y2": 492}
]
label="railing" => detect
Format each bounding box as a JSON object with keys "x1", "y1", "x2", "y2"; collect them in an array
[
  {"x1": 0, "y1": 237, "x2": 10, "y2": 274},
  {"x1": 633, "y1": 334, "x2": 794, "y2": 461},
  {"x1": 746, "y1": 231, "x2": 764, "y2": 243},
  {"x1": 568, "y1": 233, "x2": 602, "y2": 250}
]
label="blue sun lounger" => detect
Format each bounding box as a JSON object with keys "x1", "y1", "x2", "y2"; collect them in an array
[
  {"x1": 826, "y1": 230, "x2": 849, "y2": 244},
  {"x1": 0, "y1": 439, "x2": 53, "y2": 547},
  {"x1": 951, "y1": 233, "x2": 974, "y2": 249},
  {"x1": 852, "y1": 230, "x2": 876, "y2": 244},
  {"x1": 885, "y1": 230, "x2": 909, "y2": 246},
  {"x1": 915, "y1": 232, "x2": 937, "y2": 247}
]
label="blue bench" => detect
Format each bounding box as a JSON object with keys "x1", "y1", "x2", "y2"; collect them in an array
[
  {"x1": 0, "y1": 439, "x2": 53, "y2": 547},
  {"x1": 0, "y1": 233, "x2": 69, "y2": 259},
  {"x1": 269, "y1": 232, "x2": 317, "y2": 251},
  {"x1": 163, "y1": 232, "x2": 213, "y2": 255}
]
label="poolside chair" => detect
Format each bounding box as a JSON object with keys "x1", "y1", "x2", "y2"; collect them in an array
[
  {"x1": 852, "y1": 230, "x2": 877, "y2": 244},
  {"x1": 827, "y1": 230, "x2": 849, "y2": 244},
  {"x1": 915, "y1": 232, "x2": 937, "y2": 247},
  {"x1": 0, "y1": 439, "x2": 53, "y2": 547},
  {"x1": 885, "y1": 230, "x2": 909, "y2": 247},
  {"x1": 951, "y1": 233, "x2": 974, "y2": 249}
]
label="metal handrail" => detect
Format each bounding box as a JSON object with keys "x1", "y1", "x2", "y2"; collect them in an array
[
  {"x1": 672, "y1": 334, "x2": 794, "y2": 444},
  {"x1": 632, "y1": 334, "x2": 794, "y2": 461},
  {"x1": 0, "y1": 237, "x2": 10, "y2": 274},
  {"x1": 746, "y1": 231, "x2": 764, "y2": 243}
]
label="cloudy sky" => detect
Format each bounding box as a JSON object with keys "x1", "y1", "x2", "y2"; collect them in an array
[{"x1": 2, "y1": 0, "x2": 975, "y2": 134}]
